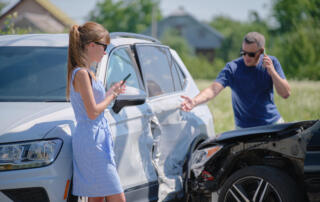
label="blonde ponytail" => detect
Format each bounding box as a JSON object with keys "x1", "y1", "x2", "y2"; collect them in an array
[{"x1": 66, "y1": 22, "x2": 109, "y2": 99}]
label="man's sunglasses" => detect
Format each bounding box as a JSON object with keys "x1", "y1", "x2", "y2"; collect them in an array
[
  {"x1": 94, "y1": 41, "x2": 108, "y2": 51},
  {"x1": 240, "y1": 49, "x2": 262, "y2": 58}
]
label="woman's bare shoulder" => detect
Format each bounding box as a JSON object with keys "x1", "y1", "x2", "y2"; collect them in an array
[{"x1": 74, "y1": 68, "x2": 89, "y2": 79}]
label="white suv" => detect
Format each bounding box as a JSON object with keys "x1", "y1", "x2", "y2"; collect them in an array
[{"x1": 0, "y1": 33, "x2": 215, "y2": 202}]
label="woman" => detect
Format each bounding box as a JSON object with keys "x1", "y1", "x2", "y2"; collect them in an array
[{"x1": 66, "y1": 22, "x2": 126, "y2": 202}]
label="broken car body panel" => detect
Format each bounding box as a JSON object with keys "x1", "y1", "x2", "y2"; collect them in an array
[{"x1": 189, "y1": 120, "x2": 320, "y2": 201}]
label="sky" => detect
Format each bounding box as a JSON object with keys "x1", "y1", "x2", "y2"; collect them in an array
[{"x1": 2, "y1": 0, "x2": 272, "y2": 24}]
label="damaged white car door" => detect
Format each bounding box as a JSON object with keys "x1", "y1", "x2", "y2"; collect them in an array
[
  {"x1": 136, "y1": 45, "x2": 204, "y2": 201},
  {"x1": 101, "y1": 44, "x2": 213, "y2": 201},
  {"x1": 103, "y1": 46, "x2": 158, "y2": 200}
]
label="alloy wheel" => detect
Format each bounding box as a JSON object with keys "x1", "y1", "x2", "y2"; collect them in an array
[{"x1": 223, "y1": 176, "x2": 282, "y2": 202}]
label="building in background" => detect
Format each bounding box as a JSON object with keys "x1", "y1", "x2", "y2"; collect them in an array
[
  {"x1": 144, "y1": 7, "x2": 223, "y2": 62},
  {"x1": 0, "y1": 0, "x2": 76, "y2": 33}
]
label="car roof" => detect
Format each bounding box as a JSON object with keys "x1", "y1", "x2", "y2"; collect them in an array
[
  {"x1": 0, "y1": 33, "x2": 160, "y2": 47},
  {"x1": 0, "y1": 34, "x2": 69, "y2": 47}
]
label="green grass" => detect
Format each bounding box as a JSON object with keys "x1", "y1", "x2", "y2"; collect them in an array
[{"x1": 195, "y1": 80, "x2": 320, "y2": 134}]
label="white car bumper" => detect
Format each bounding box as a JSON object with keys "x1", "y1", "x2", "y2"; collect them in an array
[{"x1": 0, "y1": 155, "x2": 73, "y2": 202}]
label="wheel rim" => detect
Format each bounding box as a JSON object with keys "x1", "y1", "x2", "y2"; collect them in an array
[{"x1": 223, "y1": 176, "x2": 282, "y2": 202}]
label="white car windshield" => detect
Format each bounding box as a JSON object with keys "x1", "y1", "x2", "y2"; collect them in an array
[{"x1": 0, "y1": 47, "x2": 67, "y2": 102}]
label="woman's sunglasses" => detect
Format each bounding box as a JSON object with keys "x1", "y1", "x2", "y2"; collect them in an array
[
  {"x1": 240, "y1": 49, "x2": 262, "y2": 58},
  {"x1": 94, "y1": 41, "x2": 108, "y2": 51}
]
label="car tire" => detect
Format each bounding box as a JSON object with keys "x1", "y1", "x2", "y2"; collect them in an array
[{"x1": 218, "y1": 166, "x2": 305, "y2": 202}]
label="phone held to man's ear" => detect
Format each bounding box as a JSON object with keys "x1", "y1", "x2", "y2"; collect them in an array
[{"x1": 262, "y1": 49, "x2": 267, "y2": 67}]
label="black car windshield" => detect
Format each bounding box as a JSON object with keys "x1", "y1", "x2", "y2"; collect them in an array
[{"x1": 0, "y1": 47, "x2": 67, "y2": 102}]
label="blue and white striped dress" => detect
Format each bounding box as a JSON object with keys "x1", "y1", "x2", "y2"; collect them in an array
[{"x1": 70, "y1": 67, "x2": 123, "y2": 197}]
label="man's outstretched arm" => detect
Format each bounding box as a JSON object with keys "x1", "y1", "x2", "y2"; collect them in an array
[{"x1": 181, "y1": 82, "x2": 224, "y2": 111}]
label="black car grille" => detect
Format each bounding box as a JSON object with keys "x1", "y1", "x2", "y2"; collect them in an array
[{"x1": 1, "y1": 187, "x2": 49, "y2": 202}]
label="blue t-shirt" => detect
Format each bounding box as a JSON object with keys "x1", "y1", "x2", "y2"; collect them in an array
[{"x1": 215, "y1": 55, "x2": 286, "y2": 128}]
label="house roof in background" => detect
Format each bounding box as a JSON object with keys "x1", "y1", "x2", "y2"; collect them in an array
[
  {"x1": 0, "y1": 0, "x2": 77, "y2": 27},
  {"x1": 144, "y1": 9, "x2": 224, "y2": 49},
  {"x1": 17, "y1": 12, "x2": 66, "y2": 32},
  {"x1": 35, "y1": 0, "x2": 76, "y2": 26}
]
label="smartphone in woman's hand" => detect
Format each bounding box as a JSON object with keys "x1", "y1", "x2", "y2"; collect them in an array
[{"x1": 121, "y1": 73, "x2": 131, "y2": 86}]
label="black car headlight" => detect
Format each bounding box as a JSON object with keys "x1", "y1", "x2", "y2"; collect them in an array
[{"x1": 0, "y1": 139, "x2": 62, "y2": 171}]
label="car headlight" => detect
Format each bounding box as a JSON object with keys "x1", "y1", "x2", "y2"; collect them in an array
[
  {"x1": 191, "y1": 145, "x2": 222, "y2": 166},
  {"x1": 191, "y1": 145, "x2": 222, "y2": 177},
  {"x1": 0, "y1": 139, "x2": 62, "y2": 171}
]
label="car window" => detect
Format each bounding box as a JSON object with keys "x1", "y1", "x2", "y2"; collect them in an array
[
  {"x1": 0, "y1": 47, "x2": 67, "y2": 102},
  {"x1": 136, "y1": 45, "x2": 177, "y2": 97},
  {"x1": 171, "y1": 60, "x2": 182, "y2": 91},
  {"x1": 174, "y1": 61, "x2": 186, "y2": 89},
  {"x1": 105, "y1": 47, "x2": 142, "y2": 91}
]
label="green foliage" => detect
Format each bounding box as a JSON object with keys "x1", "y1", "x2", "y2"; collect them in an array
[
  {"x1": 161, "y1": 29, "x2": 223, "y2": 79},
  {"x1": 180, "y1": 54, "x2": 224, "y2": 80},
  {"x1": 160, "y1": 29, "x2": 193, "y2": 55},
  {"x1": 274, "y1": 25, "x2": 320, "y2": 80},
  {"x1": 0, "y1": 12, "x2": 32, "y2": 34},
  {"x1": 269, "y1": 0, "x2": 320, "y2": 80},
  {"x1": 272, "y1": 0, "x2": 320, "y2": 33},
  {"x1": 89, "y1": 0, "x2": 162, "y2": 33}
]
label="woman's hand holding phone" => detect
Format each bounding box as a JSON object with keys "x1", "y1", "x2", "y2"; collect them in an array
[
  {"x1": 121, "y1": 73, "x2": 131, "y2": 86},
  {"x1": 106, "y1": 74, "x2": 131, "y2": 99}
]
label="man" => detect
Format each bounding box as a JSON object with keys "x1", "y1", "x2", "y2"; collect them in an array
[{"x1": 181, "y1": 32, "x2": 291, "y2": 128}]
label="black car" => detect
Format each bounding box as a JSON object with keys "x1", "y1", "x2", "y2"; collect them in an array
[{"x1": 186, "y1": 120, "x2": 320, "y2": 202}]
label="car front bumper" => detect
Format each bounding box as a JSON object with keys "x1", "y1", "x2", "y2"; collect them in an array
[{"x1": 0, "y1": 155, "x2": 73, "y2": 202}]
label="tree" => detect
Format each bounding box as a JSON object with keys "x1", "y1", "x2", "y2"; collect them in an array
[
  {"x1": 271, "y1": 0, "x2": 320, "y2": 33},
  {"x1": 270, "y1": 0, "x2": 320, "y2": 80},
  {"x1": 89, "y1": 0, "x2": 162, "y2": 33}
]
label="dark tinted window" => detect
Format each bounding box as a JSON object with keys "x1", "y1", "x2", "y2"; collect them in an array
[
  {"x1": 136, "y1": 45, "x2": 175, "y2": 97},
  {"x1": 0, "y1": 47, "x2": 67, "y2": 101}
]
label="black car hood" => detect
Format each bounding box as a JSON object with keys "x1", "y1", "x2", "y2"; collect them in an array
[{"x1": 213, "y1": 120, "x2": 318, "y2": 143}]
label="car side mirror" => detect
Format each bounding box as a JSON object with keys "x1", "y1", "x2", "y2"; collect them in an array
[{"x1": 112, "y1": 86, "x2": 146, "y2": 113}]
